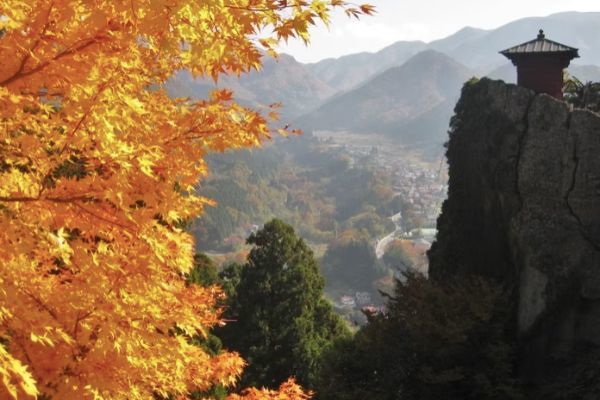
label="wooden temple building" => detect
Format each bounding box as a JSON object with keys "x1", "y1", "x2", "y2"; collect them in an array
[{"x1": 500, "y1": 30, "x2": 579, "y2": 99}]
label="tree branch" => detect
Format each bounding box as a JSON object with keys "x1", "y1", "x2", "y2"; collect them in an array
[
  {"x1": 1, "y1": 36, "x2": 105, "y2": 87},
  {"x1": 0, "y1": 195, "x2": 93, "y2": 203},
  {"x1": 1, "y1": 1, "x2": 54, "y2": 86}
]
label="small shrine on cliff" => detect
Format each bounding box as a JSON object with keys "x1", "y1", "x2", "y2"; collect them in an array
[{"x1": 500, "y1": 30, "x2": 579, "y2": 99}]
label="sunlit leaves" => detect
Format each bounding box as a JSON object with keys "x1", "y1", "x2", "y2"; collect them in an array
[
  {"x1": 228, "y1": 378, "x2": 312, "y2": 400},
  {"x1": 0, "y1": 0, "x2": 372, "y2": 398}
]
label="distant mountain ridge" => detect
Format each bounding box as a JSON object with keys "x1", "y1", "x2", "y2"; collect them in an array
[
  {"x1": 296, "y1": 50, "x2": 472, "y2": 157},
  {"x1": 428, "y1": 26, "x2": 489, "y2": 53},
  {"x1": 166, "y1": 54, "x2": 336, "y2": 119},
  {"x1": 305, "y1": 41, "x2": 428, "y2": 92},
  {"x1": 166, "y1": 11, "x2": 600, "y2": 156},
  {"x1": 306, "y1": 26, "x2": 489, "y2": 92},
  {"x1": 307, "y1": 12, "x2": 600, "y2": 91},
  {"x1": 447, "y1": 11, "x2": 600, "y2": 70}
]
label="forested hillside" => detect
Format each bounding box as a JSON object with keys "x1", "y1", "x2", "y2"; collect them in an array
[
  {"x1": 194, "y1": 136, "x2": 414, "y2": 317},
  {"x1": 295, "y1": 50, "x2": 471, "y2": 156},
  {"x1": 195, "y1": 137, "x2": 397, "y2": 250}
]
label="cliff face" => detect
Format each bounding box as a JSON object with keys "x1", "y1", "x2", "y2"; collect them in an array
[{"x1": 429, "y1": 78, "x2": 600, "y2": 388}]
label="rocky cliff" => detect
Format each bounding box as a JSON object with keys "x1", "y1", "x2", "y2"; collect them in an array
[{"x1": 428, "y1": 78, "x2": 600, "y2": 394}]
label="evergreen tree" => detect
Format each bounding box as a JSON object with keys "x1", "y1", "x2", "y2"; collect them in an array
[
  {"x1": 318, "y1": 273, "x2": 524, "y2": 400},
  {"x1": 219, "y1": 262, "x2": 244, "y2": 300},
  {"x1": 218, "y1": 219, "x2": 349, "y2": 391},
  {"x1": 187, "y1": 253, "x2": 220, "y2": 286},
  {"x1": 321, "y1": 233, "x2": 381, "y2": 293}
]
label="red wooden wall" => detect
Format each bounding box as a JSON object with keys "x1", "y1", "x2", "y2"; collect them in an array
[{"x1": 515, "y1": 55, "x2": 570, "y2": 99}]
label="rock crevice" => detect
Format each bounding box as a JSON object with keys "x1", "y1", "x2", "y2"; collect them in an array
[{"x1": 514, "y1": 93, "x2": 535, "y2": 209}]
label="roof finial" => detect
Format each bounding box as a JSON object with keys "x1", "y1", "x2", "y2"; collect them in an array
[{"x1": 538, "y1": 29, "x2": 545, "y2": 39}]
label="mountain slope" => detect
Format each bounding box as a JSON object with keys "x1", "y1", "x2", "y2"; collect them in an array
[
  {"x1": 306, "y1": 41, "x2": 428, "y2": 91},
  {"x1": 428, "y1": 26, "x2": 489, "y2": 53},
  {"x1": 307, "y1": 12, "x2": 600, "y2": 93},
  {"x1": 296, "y1": 50, "x2": 472, "y2": 146},
  {"x1": 165, "y1": 12, "x2": 600, "y2": 131},
  {"x1": 166, "y1": 54, "x2": 336, "y2": 119},
  {"x1": 449, "y1": 12, "x2": 600, "y2": 70}
]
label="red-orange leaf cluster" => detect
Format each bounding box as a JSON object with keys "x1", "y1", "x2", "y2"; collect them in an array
[{"x1": 0, "y1": 0, "x2": 372, "y2": 398}]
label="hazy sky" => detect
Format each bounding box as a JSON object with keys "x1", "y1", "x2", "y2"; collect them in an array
[{"x1": 279, "y1": 0, "x2": 598, "y2": 63}]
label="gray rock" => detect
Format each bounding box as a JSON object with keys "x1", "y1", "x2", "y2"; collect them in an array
[
  {"x1": 428, "y1": 78, "x2": 600, "y2": 390},
  {"x1": 519, "y1": 266, "x2": 548, "y2": 333}
]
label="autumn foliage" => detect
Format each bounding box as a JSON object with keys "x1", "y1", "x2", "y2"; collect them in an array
[{"x1": 0, "y1": 0, "x2": 372, "y2": 399}]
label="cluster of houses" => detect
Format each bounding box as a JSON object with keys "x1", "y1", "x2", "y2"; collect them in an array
[
  {"x1": 333, "y1": 291, "x2": 386, "y2": 318},
  {"x1": 221, "y1": 223, "x2": 261, "y2": 249},
  {"x1": 391, "y1": 165, "x2": 447, "y2": 230},
  {"x1": 336, "y1": 291, "x2": 372, "y2": 310},
  {"x1": 314, "y1": 131, "x2": 447, "y2": 233}
]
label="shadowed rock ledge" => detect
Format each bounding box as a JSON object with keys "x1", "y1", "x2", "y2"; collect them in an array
[{"x1": 428, "y1": 78, "x2": 600, "y2": 393}]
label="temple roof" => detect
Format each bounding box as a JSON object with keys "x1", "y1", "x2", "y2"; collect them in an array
[{"x1": 500, "y1": 30, "x2": 579, "y2": 58}]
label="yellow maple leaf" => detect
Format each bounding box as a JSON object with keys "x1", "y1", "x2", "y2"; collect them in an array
[{"x1": 0, "y1": 0, "x2": 374, "y2": 398}]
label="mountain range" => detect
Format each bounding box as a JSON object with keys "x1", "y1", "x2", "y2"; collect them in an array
[
  {"x1": 166, "y1": 54, "x2": 336, "y2": 119},
  {"x1": 296, "y1": 50, "x2": 471, "y2": 140},
  {"x1": 166, "y1": 11, "x2": 600, "y2": 155},
  {"x1": 307, "y1": 11, "x2": 600, "y2": 91}
]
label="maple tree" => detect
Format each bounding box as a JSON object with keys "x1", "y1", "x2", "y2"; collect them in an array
[{"x1": 0, "y1": 0, "x2": 373, "y2": 399}]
